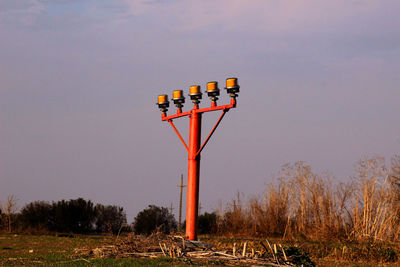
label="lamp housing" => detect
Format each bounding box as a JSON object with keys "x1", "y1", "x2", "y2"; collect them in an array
[
  {"x1": 225, "y1": 77, "x2": 240, "y2": 97},
  {"x1": 172, "y1": 90, "x2": 185, "y2": 109},
  {"x1": 157, "y1": 94, "x2": 169, "y2": 112},
  {"x1": 189, "y1": 85, "x2": 202, "y2": 104},
  {"x1": 206, "y1": 81, "x2": 220, "y2": 102}
]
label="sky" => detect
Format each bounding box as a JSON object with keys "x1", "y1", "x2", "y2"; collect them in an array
[{"x1": 1, "y1": 0, "x2": 399, "y2": 222}]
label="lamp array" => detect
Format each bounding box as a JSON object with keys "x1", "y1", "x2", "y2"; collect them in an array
[{"x1": 157, "y1": 78, "x2": 239, "y2": 113}]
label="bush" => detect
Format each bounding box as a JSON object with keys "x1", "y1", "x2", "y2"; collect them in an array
[
  {"x1": 198, "y1": 212, "x2": 217, "y2": 234},
  {"x1": 95, "y1": 204, "x2": 127, "y2": 234},
  {"x1": 133, "y1": 205, "x2": 176, "y2": 235}
]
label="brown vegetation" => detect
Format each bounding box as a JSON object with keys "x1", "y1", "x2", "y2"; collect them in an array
[
  {"x1": 217, "y1": 156, "x2": 400, "y2": 242},
  {"x1": 0, "y1": 195, "x2": 18, "y2": 233}
]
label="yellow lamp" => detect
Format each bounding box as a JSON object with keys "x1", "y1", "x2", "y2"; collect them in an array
[
  {"x1": 173, "y1": 90, "x2": 184, "y2": 100},
  {"x1": 207, "y1": 81, "x2": 219, "y2": 92},
  {"x1": 172, "y1": 90, "x2": 185, "y2": 108},
  {"x1": 158, "y1": 94, "x2": 168, "y2": 104},
  {"x1": 206, "y1": 81, "x2": 220, "y2": 101},
  {"x1": 225, "y1": 77, "x2": 240, "y2": 96},
  {"x1": 190, "y1": 85, "x2": 201, "y2": 95},
  {"x1": 189, "y1": 85, "x2": 202, "y2": 103},
  {"x1": 157, "y1": 94, "x2": 169, "y2": 112},
  {"x1": 226, "y1": 78, "x2": 238, "y2": 88}
]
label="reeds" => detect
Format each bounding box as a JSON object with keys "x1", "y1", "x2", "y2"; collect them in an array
[
  {"x1": 217, "y1": 156, "x2": 400, "y2": 242},
  {"x1": 350, "y1": 156, "x2": 400, "y2": 241}
]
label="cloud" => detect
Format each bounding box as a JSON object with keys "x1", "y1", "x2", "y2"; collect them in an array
[
  {"x1": 121, "y1": 0, "x2": 400, "y2": 36},
  {"x1": 0, "y1": 0, "x2": 45, "y2": 26}
]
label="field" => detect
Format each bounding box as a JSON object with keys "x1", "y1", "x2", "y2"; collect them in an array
[
  {"x1": 1, "y1": 234, "x2": 400, "y2": 266},
  {"x1": 0, "y1": 234, "x2": 179, "y2": 266}
]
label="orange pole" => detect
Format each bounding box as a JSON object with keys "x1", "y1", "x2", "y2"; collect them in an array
[
  {"x1": 186, "y1": 110, "x2": 201, "y2": 240},
  {"x1": 159, "y1": 79, "x2": 239, "y2": 240}
]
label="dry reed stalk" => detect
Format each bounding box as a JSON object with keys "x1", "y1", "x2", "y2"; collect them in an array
[
  {"x1": 242, "y1": 241, "x2": 247, "y2": 257},
  {"x1": 217, "y1": 157, "x2": 400, "y2": 242},
  {"x1": 159, "y1": 243, "x2": 166, "y2": 256},
  {"x1": 349, "y1": 157, "x2": 400, "y2": 241},
  {"x1": 278, "y1": 244, "x2": 287, "y2": 262}
]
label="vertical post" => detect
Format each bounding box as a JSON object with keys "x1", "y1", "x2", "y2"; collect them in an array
[
  {"x1": 186, "y1": 111, "x2": 202, "y2": 240},
  {"x1": 178, "y1": 174, "x2": 185, "y2": 231}
]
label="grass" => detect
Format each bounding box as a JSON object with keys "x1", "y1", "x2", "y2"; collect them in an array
[
  {"x1": 0, "y1": 234, "x2": 192, "y2": 266},
  {"x1": 0, "y1": 234, "x2": 104, "y2": 265},
  {"x1": 1, "y1": 233, "x2": 400, "y2": 266},
  {"x1": 217, "y1": 157, "x2": 400, "y2": 243}
]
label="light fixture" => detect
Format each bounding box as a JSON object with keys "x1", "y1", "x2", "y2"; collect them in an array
[
  {"x1": 157, "y1": 94, "x2": 169, "y2": 113},
  {"x1": 206, "y1": 81, "x2": 220, "y2": 103},
  {"x1": 172, "y1": 90, "x2": 185, "y2": 109},
  {"x1": 189, "y1": 85, "x2": 202, "y2": 104},
  {"x1": 225, "y1": 77, "x2": 240, "y2": 97}
]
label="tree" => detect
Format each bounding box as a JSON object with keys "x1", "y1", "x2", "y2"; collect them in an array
[
  {"x1": 95, "y1": 204, "x2": 127, "y2": 234},
  {"x1": 51, "y1": 198, "x2": 97, "y2": 233},
  {"x1": 19, "y1": 198, "x2": 131, "y2": 234},
  {"x1": 1, "y1": 195, "x2": 18, "y2": 233},
  {"x1": 20, "y1": 201, "x2": 52, "y2": 231},
  {"x1": 133, "y1": 205, "x2": 177, "y2": 235}
]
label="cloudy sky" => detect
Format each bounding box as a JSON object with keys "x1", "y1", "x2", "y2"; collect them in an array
[{"x1": 1, "y1": 0, "x2": 399, "y2": 222}]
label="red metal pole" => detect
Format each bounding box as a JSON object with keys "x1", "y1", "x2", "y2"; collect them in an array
[
  {"x1": 186, "y1": 110, "x2": 202, "y2": 240},
  {"x1": 159, "y1": 79, "x2": 239, "y2": 240}
]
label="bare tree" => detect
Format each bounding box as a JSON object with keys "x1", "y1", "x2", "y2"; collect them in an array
[{"x1": 1, "y1": 195, "x2": 18, "y2": 233}]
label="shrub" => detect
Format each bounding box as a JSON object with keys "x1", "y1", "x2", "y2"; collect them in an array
[
  {"x1": 133, "y1": 205, "x2": 176, "y2": 235},
  {"x1": 198, "y1": 212, "x2": 217, "y2": 234},
  {"x1": 95, "y1": 204, "x2": 127, "y2": 234}
]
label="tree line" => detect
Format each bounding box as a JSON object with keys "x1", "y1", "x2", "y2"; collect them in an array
[
  {"x1": 0, "y1": 197, "x2": 216, "y2": 236},
  {"x1": 0, "y1": 198, "x2": 128, "y2": 234}
]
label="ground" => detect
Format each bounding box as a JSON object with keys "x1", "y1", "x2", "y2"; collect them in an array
[
  {"x1": 0, "y1": 234, "x2": 399, "y2": 266},
  {"x1": 0, "y1": 234, "x2": 175, "y2": 266}
]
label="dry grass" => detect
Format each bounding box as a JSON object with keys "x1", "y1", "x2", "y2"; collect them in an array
[
  {"x1": 217, "y1": 156, "x2": 400, "y2": 242},
  {"x1": 350, "y1": 156, "x2": 400, "y2": 241}
]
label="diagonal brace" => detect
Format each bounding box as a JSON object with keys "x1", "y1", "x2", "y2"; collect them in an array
[
  {"x1": 168, "y1": 120, "x2": 189, "y2": 152},
  {"x1": 196, "y1": 109, "x2": 228, "y2": 157}
]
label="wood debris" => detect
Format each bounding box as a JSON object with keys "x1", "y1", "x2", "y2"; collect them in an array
[{"x1": 75, "y1": 233, "x2": 312, "y2": 266}]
